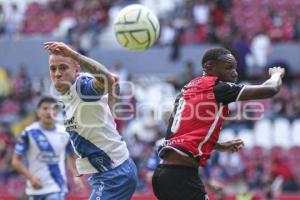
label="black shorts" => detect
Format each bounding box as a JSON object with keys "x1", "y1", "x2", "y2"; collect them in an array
[{"x1": 152, "y1": 164, "x2": 208, "y2": 200}]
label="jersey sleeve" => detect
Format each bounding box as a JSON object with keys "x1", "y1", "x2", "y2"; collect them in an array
[
  {"x1": 15, "y1": 131, "x2": 29, "y2": 156},
  {"x1": 76, "y1": 76, "x2": 102, "y2": 101},
  {"x1": 213, "y1": 82, "x2": 245, "y2": 105}
]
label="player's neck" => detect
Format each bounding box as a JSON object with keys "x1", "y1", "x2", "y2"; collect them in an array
[
  {"x1": 40, "y1": 122, "x2": 55, "y2": 130},
  {"x1": 57, "y1": 87, "x2": 70, "y2": 95},
  {"x1": 203, "y1": 72, "x2": 217, "y2": 77}
]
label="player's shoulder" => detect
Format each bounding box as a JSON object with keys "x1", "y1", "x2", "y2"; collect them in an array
[
  {"x1": 24, "y1": 122, "x2": 40, "y2": 132},
  {"x1": 76, "y1": 72, "x2": 94, "y2": 81},
  {"x1": 74, "y1": 72, "x2": 95, "y2": 90},
  {"x1": 187, "y1": 76, "x2": 218, "y2": 87},
  {"x1": 55, "y1": 123, "x2": 67, "y2": 133},
  {"x1": 214, "y1": 80, "x2": 244, "y2": 89},
  {"x1": 55, "y1": 123, "x2": 69, "y2": 138},
  {"x1": 20, "y1": 122, "x2": 42, "y2": 138}
]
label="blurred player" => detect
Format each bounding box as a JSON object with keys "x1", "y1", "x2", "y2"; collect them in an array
[
  {"x1": 12, "y1": 96, "x2": 83, "y2": 200},
  {"x1": 152, "y1": 47, "x2": 285, "y2": 200},
  {"x1": 44, "y1": 41, "x2": 137, "y2": 200}
]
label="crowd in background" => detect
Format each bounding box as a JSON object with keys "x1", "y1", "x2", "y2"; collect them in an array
[
  {"x1": 0, "y1": 0, "x2": 299, "y2": 199},
  {"x1": 0, "y1": 0, "x2": 300, "y2": 45}
]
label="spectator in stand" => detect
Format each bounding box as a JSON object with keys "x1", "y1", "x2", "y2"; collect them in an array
[
  {"x1": 0, "y1": 67, "x2": 9, "y2": 100},
  {"x1": 4, "y1": 3, "x2": 23, "y2": 37},
  {"x1": 13, "y1": 65, "x2": 32, "y2": 101},
  {"x1": 233, "y1": 33, "x2": 251, "y2": 80},
  {"x1": 12, "y1": 65, "x2": 32, "y2": 116},
  {"x1": 293, "y1": 15, "x2": 300, "y2": 41},
  {"x1": 193, "y1": 0, "x2": 209, "y2": 26},
  {"x1": 248, "y1": 156, "x2": 266, "y2": 191},
  {"x1": 247, "y1": 31, "x2": 272, "y2": 75},
  {"x1": 0, "y1": 123, "x2": 15, "y2": 184},
  {"x1": 159, "y1": 17, "x2": 176, "y2": 46},
  {"x1": 0, "y1": 4, "x2": 5, "y2": 35},
  {"x1": 170, "y1": 61, "x2": 197, "y2": 90},
  {"x1": 271, "y1": 156, "x2": 299, "y2": 192},
  {"x1": 110, "y1": 61, "x2": 130, "y2": 96}
]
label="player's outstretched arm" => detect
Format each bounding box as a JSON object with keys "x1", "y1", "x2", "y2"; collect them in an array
[
  {"x1": 238, "y1": 67, "x2": 285, "y2": 101},
  {"x1": 44, "y1": 41, "x2": 116, "y2": 94},
  {"x1": 215, "y1": 139, "x2": 244, "y2": 153},
  {"x1": 12, "y1": 153, "x2": 43, "y2": 189}
]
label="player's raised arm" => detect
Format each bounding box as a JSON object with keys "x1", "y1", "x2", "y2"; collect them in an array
[
  {"x1": 108, "y1": 75, "x2": 120, "y2": 114},
  {"x1": 44, "y1": 41, "x2": 116, "y2": 94},
  {"x1": 238, "y1": 67, "x2": 285, "y2": 101}
]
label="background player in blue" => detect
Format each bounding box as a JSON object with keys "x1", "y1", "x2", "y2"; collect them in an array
[
  {"x1": 44, "y1": 41, "x2": 138, "y2": 200},
  {"x1": 11, "y1": 96, "x2": 84, "y2": 200}
]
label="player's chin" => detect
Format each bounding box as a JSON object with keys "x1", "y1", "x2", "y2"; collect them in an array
[
  {"x1": 54, "y1": 82, "x2": 70, "y2": 91},
  {"x1": 227, "y1": 77, "x2": 237, "y2": 83},
  {"x1": 54, "y1": 82, "x2": 63, "y2": 90}
]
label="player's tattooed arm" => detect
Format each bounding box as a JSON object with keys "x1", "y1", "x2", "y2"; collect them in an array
[
  {"x1": 72, "y1": 53, "x2": 115, "y2": 94},
  {"x1": 108, "y1": 75, "x2": 120, "y2": 116}
]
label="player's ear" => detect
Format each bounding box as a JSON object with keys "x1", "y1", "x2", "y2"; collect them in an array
[
  {"x1": 75, "y1": 64, "x2": 80, "y2": 74},
  {"x1": 203, "y1": 62, "x2": 214, "y2": 74},
  {"x1": 35, "y1": 108, "x2": 41, "y2": 120}
]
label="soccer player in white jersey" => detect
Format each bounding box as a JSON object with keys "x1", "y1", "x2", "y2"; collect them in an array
[
  {"x1": 44, "y1": 41, "x2": 138, "y2": 200},
  {"x1": 12, "y1": 96, "x2": 84, "y2": 200}
]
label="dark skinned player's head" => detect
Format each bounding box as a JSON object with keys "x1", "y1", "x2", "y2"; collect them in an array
[{"x1": 202, "y1": 48, "x2": 238, "y2": 83}]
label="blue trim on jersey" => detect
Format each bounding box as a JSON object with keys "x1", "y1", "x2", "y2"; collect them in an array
[
  {"x1": 69, "y1": 131, "x2": 113, "y2": 172},
  {"x1": 66, "y1": 142, "x2": 74, "y2": 155},
  {"x1": 15, "y1": 131, "x2": 29, "y2": 155},
  {"x1": 30, "y1": 129, "x2": 65, "y2": 190},
  {"x1": 76, "y1": 76, "x2": 102, "y2": 102},
  {"x1": 58, "y1": 101, "x2": 67, "y2": 118}
]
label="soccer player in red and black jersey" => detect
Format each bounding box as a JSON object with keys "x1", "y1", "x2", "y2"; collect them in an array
[{"x1": 152, "y1": 47, "x2": 285, "y2": 200}]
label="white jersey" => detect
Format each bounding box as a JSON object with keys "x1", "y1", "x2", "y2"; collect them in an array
[
  {"x1": 59, "y1": 73, "x2": 129, "y2": 175},
  {"x1": 15, "y1": 122, "x2": 72, "y2": 195}
]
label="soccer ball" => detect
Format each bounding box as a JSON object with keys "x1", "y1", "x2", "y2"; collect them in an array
[{"x1": 114, "y1": 4, "x2": 160, "y2": 51}]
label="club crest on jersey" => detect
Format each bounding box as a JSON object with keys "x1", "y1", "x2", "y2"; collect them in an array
[{"x1": 37, "y1": 152, "x2": 60, "y2": 164}]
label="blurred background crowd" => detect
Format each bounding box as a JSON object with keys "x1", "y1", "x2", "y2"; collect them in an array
[{"x1": 0, "y1": 0, "x2": 300, "y2": 199}]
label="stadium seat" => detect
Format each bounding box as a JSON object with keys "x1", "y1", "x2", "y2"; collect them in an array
[
  {"x1": 291, "y1": 119, "x2": 300, "y2": 147},
  {"x1": 272, "y1": 118, "x2": 291, "y2": 148},
  {"x1": 219, "y1": 128, "x2": 235, "y2": 142},
  {"x1": 254, "y1": 118, "x2": 272, "y2": 149},
  {"x1": 238, "y1": 129, "x2": 255, "y2": 149}
]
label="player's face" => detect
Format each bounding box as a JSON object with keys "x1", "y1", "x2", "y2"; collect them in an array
[
  {"x1": 49, "y1": 55, "x2": 80, "y2": 94},
  {"x1": 214, "y1": 54, "x2": 238, "y2": 83},
  {"x1": 37, "y1": 102, "x2": 58, "y2": 126}
]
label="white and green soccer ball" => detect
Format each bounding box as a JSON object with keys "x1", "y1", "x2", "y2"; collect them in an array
[{"x1": 114, "y1": 4, "x2": 160, "y2": 51}]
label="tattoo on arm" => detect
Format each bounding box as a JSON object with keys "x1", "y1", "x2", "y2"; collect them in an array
[
  {"x1": 74, "y1": 53, "x2": 111, "y2": 87},
  {"x1": 108, "y1": 81, "x2": 120, "y2": 116}
]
